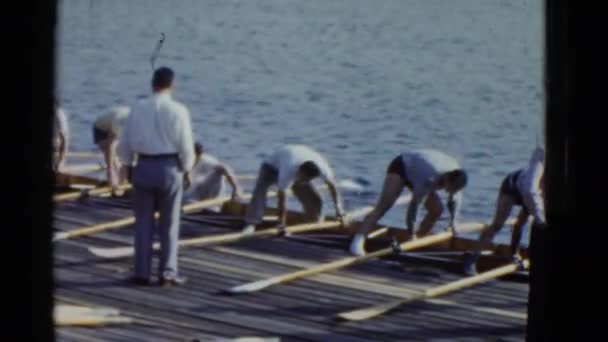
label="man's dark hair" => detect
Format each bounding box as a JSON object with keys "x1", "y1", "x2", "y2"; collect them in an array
[
  {"x1": 194, "y1": 142, "x2": 204, "y2": 155},
  {"x1": 299, "y1": 161, "x2": 321, "y2": 179},
  {"x1": 446, "y1": 169, "x2": 468, "y2": 190},
  {"x1": 152, "y1": 66, "x2": 174, "y2": 90}
]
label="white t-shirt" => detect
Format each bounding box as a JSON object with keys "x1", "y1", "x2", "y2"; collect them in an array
[
  {"x1": 183, "y1": 154, "x2": 226, "y2": 202},
  {"x1": 400, "y1": 149, "x2": 463, "y2": 229},
  {"x1": 94, "y1": 106, "x2": 130, "y2": 136},
  {"x1": 264, "y1": 144, "x2": 335, "y2": 191}
]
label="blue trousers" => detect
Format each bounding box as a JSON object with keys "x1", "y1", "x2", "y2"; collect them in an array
[{"x1": 131, "y1": 156, "x2": 183, "y2": 279}]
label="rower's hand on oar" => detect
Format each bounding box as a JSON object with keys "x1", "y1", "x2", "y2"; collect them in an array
[
  {"x1": 407, "y1": 229, "x2": 417, "y2": 242},
  {"x1": 231, "y1": 189, "x2": 243, "y2": 201},
  {"x1": 511, "y1": 254, "x2": 526, "y2": 271},
  {"x1": 390, "y1": 238, "x2": 401, "y2": 254},
  {"x1": 183, "y1": 172, "x2": 192, "y2": 189},
  {"x1": 337, "y1": 213, "x2": 352, "y2": 228},
  {"x1": 277, "y1": 223, "x2": 291, "y2": 237}
]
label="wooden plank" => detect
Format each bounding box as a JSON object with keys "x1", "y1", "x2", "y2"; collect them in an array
[
  {"x1": 55, "y1": 241, "x2": 418, "y2": 340},
  {"x1": 54, "y1": 240, "x2": 524, "y2": 342}
]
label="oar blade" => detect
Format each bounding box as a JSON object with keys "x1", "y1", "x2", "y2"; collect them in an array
[
  {"x1": 225, "y1": 278, "x2": 277, "y2": 294},
  {"x1": 88, "y1": 246, "x2": 134, "y2": 259},
  {"x1": 53, "y1": 232, "x2": 70, "y2": 242},
  {"x1": 337, "y1": 299, "x2": 407, "y2": 321}
]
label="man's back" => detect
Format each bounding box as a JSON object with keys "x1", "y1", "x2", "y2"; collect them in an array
[
  {"x1": 94, "y1": 106, "x2": 130, "y2": 136},
  {"x1": 265, "y1": 144, "x2": 335, "y2": 190},
  {"x1": 119, "y1": 91, "x2": 194, "y2": 171},
  {"x1": 401, "y1": 149, "x2": 460, "y2": 192}
]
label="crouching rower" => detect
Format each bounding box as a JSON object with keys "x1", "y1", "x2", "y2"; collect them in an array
[
  {"x1": 349, "y1": 149, "x2": 468, "y2": 256},
  {"x1": 241, "y1": 144, "x2": 347, "y2": 235}
]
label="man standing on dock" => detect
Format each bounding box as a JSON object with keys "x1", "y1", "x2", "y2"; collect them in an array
[
  {"x1": 462, "y1": 146, "x2": 545, "y2": 276},
  {"x1": 182, "y1": 141, "x2": 243, "y2": 204},
  {"x1": 118, "y1": 66, "x2": 195, "y2": 286},
  {"x1": 349, "y1": 149, "x2": 468, "y2": 256},
  {"x1": 92, "y1": 105, "x2": 130, "y2": 196},
  {"x1": 241, "y1": 144, "x2": 347, "y2": 235}
]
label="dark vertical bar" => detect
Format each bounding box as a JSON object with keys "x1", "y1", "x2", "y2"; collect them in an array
[
  {"x1": 531, "y1": 1, "x2": 605, "y2": 341},
  {"x1": 4, "y1": 1, "x2": 57, "y2": 341},
  {"x1": 527, "y1": 1, "x2": 568, "y2": 341}
]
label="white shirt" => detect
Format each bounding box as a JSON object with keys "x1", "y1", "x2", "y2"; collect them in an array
[
  {"x1": 53, "y1": 106, "x2": 69, "y2": 151},
  {"x1": 264, "y1": 144, "x2": 336, "y2": 191},
  {"x1": 400, "y1": 149, "x2": 463, "y2": 230},
  {"x1": 94, "y1": 106, "x2": 130, "y2": 136},
  {"x1": 183, "y1": 154, "x2": 226, "y2": 201},
  {"x1": 516, "y1": 147, "x2": 545, "y2": 224},
  {"x1": 118, "y1": 91, "x2": 195, "y2": 171}
]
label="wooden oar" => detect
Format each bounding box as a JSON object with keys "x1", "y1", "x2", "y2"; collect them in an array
[
  {"x1": 54, "y1": 304, "x2": 132, "y2": 326},
  {"x1": 62, "y1": 163, "x2": 106, "y2": 174},
  {"x1": 54, "y1": 174, "x2": 256, "y2": 202},
  {"x1": 87, "y1": 197, "x2": 409, "y2": 259},
  {"x1": 52, "y1": 194, "x2": 234, "y2": 242},
  {"x1": 54, "y1": 184, "x2": 324, "y2": 242},
  {"x1": 53, "y1": 184, "x2": 132, "y2": 202},
  {"x1": 337, "y1": 259, "x2": 530, "y2": 321},
  {"x1": 224, "y1": 219, "x2": 495, "y2": 294},
  {"x1": 67, "y1": 152, "x2": 103, "y2": 158}
]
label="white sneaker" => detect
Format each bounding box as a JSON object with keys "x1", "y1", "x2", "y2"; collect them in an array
[
  {"x1": 242, "y1": 224, "x2": 256, "y2": 235},
  {"x1": 349, "y1": 234, "x2": 366, "y2": 256}
]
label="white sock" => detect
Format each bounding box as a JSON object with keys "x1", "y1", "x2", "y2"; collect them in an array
[
  {"x1": 349, "y1": 234, "x2": 366, "y2": 256},
  {"x1": 242, "y1": 224, "x2": 255, "y2": 234}
]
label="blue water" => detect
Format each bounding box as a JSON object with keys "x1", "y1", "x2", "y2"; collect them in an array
[{"x1": 57, "y1": 0, "x2": 543, "y2": 245}]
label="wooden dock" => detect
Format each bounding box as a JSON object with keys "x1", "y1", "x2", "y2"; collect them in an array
[{"x1": 53, "y1": 193, "x2": 529, "y2": 341}]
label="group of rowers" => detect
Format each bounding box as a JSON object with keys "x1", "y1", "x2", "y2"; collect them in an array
[{"x1": 53, "y1": 66, "x2": 545, "y2": 286}]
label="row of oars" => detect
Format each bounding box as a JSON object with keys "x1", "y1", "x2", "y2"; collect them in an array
[
  {"x1": 54, "y1": 178, "x2": 337, "y2": 242},
  {"x1": 53, "y1": 181, "x2": 283, "y2": 241},
  {"x1": 55, "y1": 172, "x2": 526, "y2": 321}
]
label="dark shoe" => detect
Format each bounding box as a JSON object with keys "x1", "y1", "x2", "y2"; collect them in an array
[
  {"x1": 462, "y1": 253, "x2": 478, "y2": 276},
  {"x1": 126, "y1": 276, "x2": 151, "y2": 286},
  {"x1": 159, "y1": 275, "x2": 188, "y2": 287}
]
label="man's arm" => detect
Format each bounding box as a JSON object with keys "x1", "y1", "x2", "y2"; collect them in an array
[
  {"x1": 54, "y1": 108, "x2": 69, "y2": 171},
  {"x1": 177, "y1": 107, "x2": 195, "y2": 172},
  {"x1": 447, "y1": 191, "x2": 463, "y2": 234},
  {"x1": 54, "y1": 132, "x2": 67, "y2": 172},
  {"x1": 325, "y1": 179, "x2": 346, "y2": 224},
  {"x1": 216, "y1": 164, "x2": 243, "y2": 199},
  {"x1": 406, "y1": 197, "x2": 421, "y2": 236},
  {"x1": 116, "y1": 111, "x2": 135, "y2": 184},
  {"x1": 510, "y1": 208, "x2": 529, "y2": 257},
  {"x1": 277, "y1": 189, "x2": 287, "y2": 228},
  {"x1": 107, "y1": 136, "x2": 120, "y2": 188}
]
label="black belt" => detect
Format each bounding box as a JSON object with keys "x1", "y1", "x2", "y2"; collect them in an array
[{"x1": 139, "y1": 153, "x2": 179, "y2": 159}]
